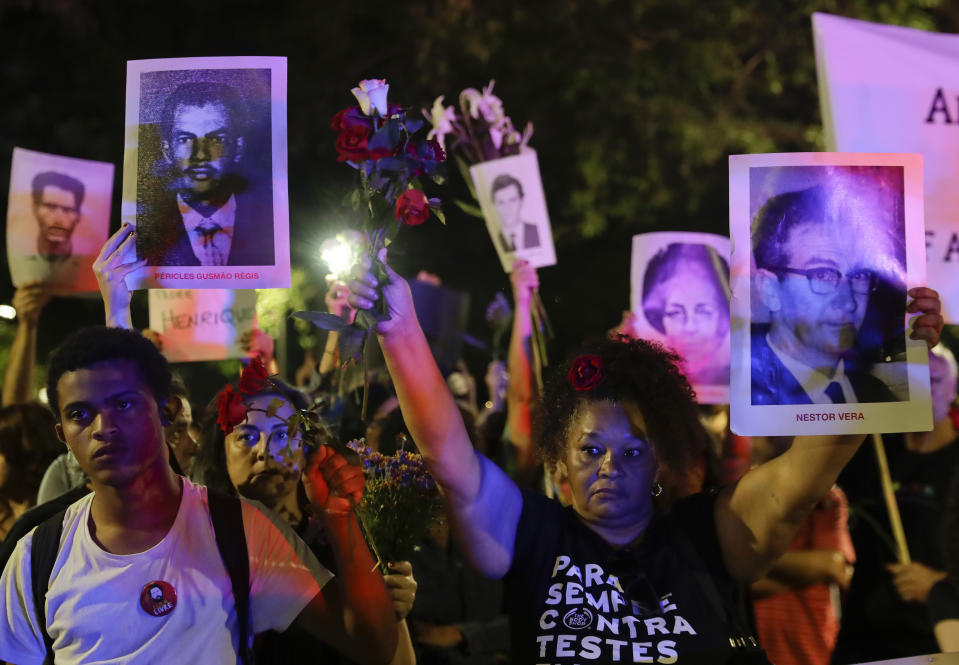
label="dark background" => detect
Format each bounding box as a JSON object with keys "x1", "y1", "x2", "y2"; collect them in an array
[{"x1": 2, "y1": 0, "x2": 957, "y2": 407}]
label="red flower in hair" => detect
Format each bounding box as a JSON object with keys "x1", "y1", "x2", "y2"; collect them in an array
[
  {"x1": 216, "y1": 385, "x2": 247, "y2": 435},
  {"x1": 238, "y1": 357, "x2": 270, "y2": 395},
  {"x1": 568, "y1": 355, "x2": 605, "y2": 392}
]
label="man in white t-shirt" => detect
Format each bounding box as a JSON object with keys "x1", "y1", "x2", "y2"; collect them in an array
[{"x1": 0, "y1": 326, "x2": 397, "y2": 664}]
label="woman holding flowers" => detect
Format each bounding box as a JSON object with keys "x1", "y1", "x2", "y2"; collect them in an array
[
  {"x1": 347, "y1": 250, "x2": 943, "y2": 664},
  {"x1": 197, "y1": 361, "x2": 417, "y2": 665}
]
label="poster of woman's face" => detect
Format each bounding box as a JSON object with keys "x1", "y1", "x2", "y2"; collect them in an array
[
  {"x1": 469, "y1": 150, "x2": 557, "y2": 273},
  {"x1": 630, "y1": 232, "x2": 731, "y2": 404},
  {"x1": 5, "y1": 147, "x2": 114, "y2": 294},
  {"x1": 729, "y1": 152, "x2": 931, "y2": 436},
  {"x1": 122, "y1": 56, "x2": 290, "y2": 291}
]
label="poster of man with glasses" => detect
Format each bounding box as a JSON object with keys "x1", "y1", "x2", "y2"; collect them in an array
[{"x1": 728, "y1": 153, "x2": 931, "y2": 435}]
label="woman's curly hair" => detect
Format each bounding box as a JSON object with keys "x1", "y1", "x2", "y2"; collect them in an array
[{"x1": 534, "y1": 336, "x2": 709, "y2": 476}]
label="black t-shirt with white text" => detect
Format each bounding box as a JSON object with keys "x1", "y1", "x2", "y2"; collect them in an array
[{"x1": 504, "y1": 490, "x2": 767, "y2": 664}]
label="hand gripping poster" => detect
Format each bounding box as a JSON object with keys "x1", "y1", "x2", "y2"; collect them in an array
[
  {"x1": 630, "y1": 232, "x2": 731, "y2": 405},
  {"x1": 122, "y1": 56, "x2": 290, "y2": 290},
  {"x1": 814, "y1": 12, "x2": 959, "y2": 323},
  {"x1": 729, "y1": 152, "x2": 931, "y2": 436}
]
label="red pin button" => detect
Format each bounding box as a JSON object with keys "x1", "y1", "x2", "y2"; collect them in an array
[{"x1": 140, "y1": 580, "x2": 177, "y2": 617}]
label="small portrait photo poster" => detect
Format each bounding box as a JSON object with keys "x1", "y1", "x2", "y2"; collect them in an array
[
  {"x1": 630, "y1": 232, "x2": 731, "y2": 405},
  {"x1": 729, "y1": 152, "x2": 930, "y2": 436},
  {"x1": 122, "y1": 56, "x2": 290, "y2": 290},
  {"x1": 6, "y1": 147, "x2": 113, "y2": 294},
  {"x1": 147, "y1": 288, "x2": 257, "y2": 362},
  {"x1": 469, "y1": 150, "x2": 557, "y2": 273}
]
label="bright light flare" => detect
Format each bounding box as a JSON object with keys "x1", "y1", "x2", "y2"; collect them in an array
[{"x1": 0, "y1": 305, "x2": 16, "y2": 320}]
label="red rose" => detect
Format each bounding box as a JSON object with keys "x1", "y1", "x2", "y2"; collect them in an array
[
  {"x1": 330, "y1": 106, "x2": 369, "y2": 132},
  {"x1": 395, "y1": 189, "x2": 430, "y2": 226},
  {"x1": 216, "y1": 385, "x2": 248, "y2": 435},
  {"x1": 335, "y1": 125, "x2": 372, "y2": 162},
  {"x1": 568, "y1": 355, "x2": 605, "y2": 392},
  {"x1": 238, "y1": 356, "x2": 270, "y2": 395}
]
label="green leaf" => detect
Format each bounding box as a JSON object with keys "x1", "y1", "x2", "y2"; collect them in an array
[
  {"x1": 455, "y1": 155, "x2": 479, "y2": 200},
  {"x1": 291, "y1": 311, "x2": 351, "y2": 332},
  {"x1": 266, "y1": 398, "x2": 284, "y2": 418},
  {"x1": 433, "y1": 207, "x2": 446, "y2": 225},
  {"x1": 453, "y1": 199, "x2": 485, "y2": 218}
]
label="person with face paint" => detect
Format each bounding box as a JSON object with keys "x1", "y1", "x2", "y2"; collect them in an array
[
  {"x1": 347, "y1": 249, "x2": 943, "y2": 664},
  {"x1": 831, "y1": 345, "x2": 959, "y2": 663}
]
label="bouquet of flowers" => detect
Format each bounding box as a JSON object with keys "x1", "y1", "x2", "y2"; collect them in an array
[
  {"x1": 425, "y1": 81, "x2": 551, "y2": 377},
  {"x1": 294, "y1": 79, "x2": 447, "y2": 417},
  {"x1": 346, "y1": 440, "x2": 443, "y2": 572}
]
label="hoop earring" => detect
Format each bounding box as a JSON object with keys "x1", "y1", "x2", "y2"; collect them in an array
[{"x1": 650, "y1": 483, "x2": 663, "y2": 498}]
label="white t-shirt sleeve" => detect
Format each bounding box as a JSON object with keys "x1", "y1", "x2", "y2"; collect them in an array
[
  {"x1": 241, "y1": 499, "x2": 332, "y2": 634},
  {"x1": 0, "y1": 531, "x2": 47, "y2": 665}
]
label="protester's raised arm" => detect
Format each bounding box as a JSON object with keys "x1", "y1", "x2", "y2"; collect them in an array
[
  {"x1": 93, "y1": 223, "x2": 146, "y2": 329},
  {"x1": 348, "y1": 251, "x2": 522, "y2": 578},
  {"x1": 716, "y1": 287, "x2": 945, "y2": 583},
  {"x1": 2, "y1": 282, "x2": 50, "y2": 406},
  {"x1": 505, "y1": 261, "x2": 537, "y2": 467}
]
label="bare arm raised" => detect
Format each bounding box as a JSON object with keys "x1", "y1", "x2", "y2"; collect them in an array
[
  {"x1": 348, "y1": 251, "x2": 522, "y2": 579},
  {"x1": 716, "y1": 287, "x2": 945, "y2": 583}
]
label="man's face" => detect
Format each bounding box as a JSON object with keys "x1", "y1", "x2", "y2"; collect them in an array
[
  {"x1": 55, "y1": 359, "x2": 168, "y2": 489},
  {"x1": 164, "y1": 102, "x2": 242, "y2": 198},
  {"x1": 767, "y1": 222, "x2": 872, "y2": 370},
  {"x1": 34, "y1": 185, "x2": 80, "y2": 245},
  {"x1": 492, "y1": 183, "x2": 523, "y2": 229},
  {"x1": 165, "y1": 398, "x2": 197, "y2": 474}
]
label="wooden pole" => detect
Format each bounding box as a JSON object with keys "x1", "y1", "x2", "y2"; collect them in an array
[{"x1": 871, "y1": 433, "x2": 911, "y2": 564}]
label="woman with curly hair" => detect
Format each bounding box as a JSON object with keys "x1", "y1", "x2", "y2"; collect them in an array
[
  {"x1": 0, "y1": 404, "x2": 63, "y2": 539},
  {"x1": 347, "y1": 250, "x2": 943, "y2": 664}
]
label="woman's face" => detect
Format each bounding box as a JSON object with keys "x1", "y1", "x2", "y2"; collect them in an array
[
  {"x1": 657, "y1": 269, "x2": 726, "y2": 362},
  {"x1": 561, "y1": 400, "x2": 658, "y2": 530},
  {"x1": 224, "y1": 393, "x2": 305, "y2": 507}
]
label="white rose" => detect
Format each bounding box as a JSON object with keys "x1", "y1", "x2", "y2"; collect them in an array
[{"x1": 352, "y1": 79, "x2": 390, "y2": 117}]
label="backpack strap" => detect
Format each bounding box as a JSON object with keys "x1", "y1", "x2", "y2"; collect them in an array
[
  {"x1": 30, "y1": 508, "x2": 68, "y2": 665},
  {"x1": 208, "y1": 491, "x2": 254, "y2": 665}
]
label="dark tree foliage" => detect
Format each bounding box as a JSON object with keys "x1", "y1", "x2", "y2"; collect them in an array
[{"x1": 0, "y1": 0, "x2": 956, "y2": 399}]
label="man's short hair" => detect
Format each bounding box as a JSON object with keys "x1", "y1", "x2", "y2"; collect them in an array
[
  {"x1": 160, "y1": 82, "x2": 248, "y2": 139},
  {"x1": 490, "y1": 173, "x2": 524, "y2": 199},
  {"x1": 751, "y1": 185, "x2": 826, "y2": 272},
  {"x1": 31, "y1": 171, "x2": 85, "y2": 209},
  {"x1": 47, "y1": 327, "x2": 173, "y2": 418}
]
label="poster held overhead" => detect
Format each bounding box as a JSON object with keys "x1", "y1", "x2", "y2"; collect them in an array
[
  {"x1": 469, "y1": 150, "x2": 556, "y2": 273},
  {"x1": 147, "y1": 288, "x2": 257, "y2": 363},
  {"x1": 122, "y1": 56, "x2": 290, "y2": 290},
  {"x1": 814, "y1": 12, "x2": 959, "y2": 322},
  {"x1": 6, "y1": 147, "x2": 113, "y2": 295},
  {"x1": 729, "y1": 152, "x2": 930, "y2": 436},
  {"x1": 630, "y1": 231, "x2": 731, "y2": 405}
]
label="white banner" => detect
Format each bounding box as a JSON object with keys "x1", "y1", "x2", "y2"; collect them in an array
[
  {"x1": 814, "y1": 12, "x2": 959, "y2": 320},
  {"x1": 148, "y1": 288, "x2": 257, "y2": 362}
]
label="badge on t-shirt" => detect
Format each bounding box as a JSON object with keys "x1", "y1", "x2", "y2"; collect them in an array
[{"x1": 140, "y1": 580, "x2": 177, "y2": 617}]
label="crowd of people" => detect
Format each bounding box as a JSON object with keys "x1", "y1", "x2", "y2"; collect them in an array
[{"x1": 0, "y1": 210, "x2": 954, "y2": 665}]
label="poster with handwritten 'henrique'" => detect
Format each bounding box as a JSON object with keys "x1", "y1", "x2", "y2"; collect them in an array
[{"x1": 148, "y1": 288, "x2": 257, "y2": 362}]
